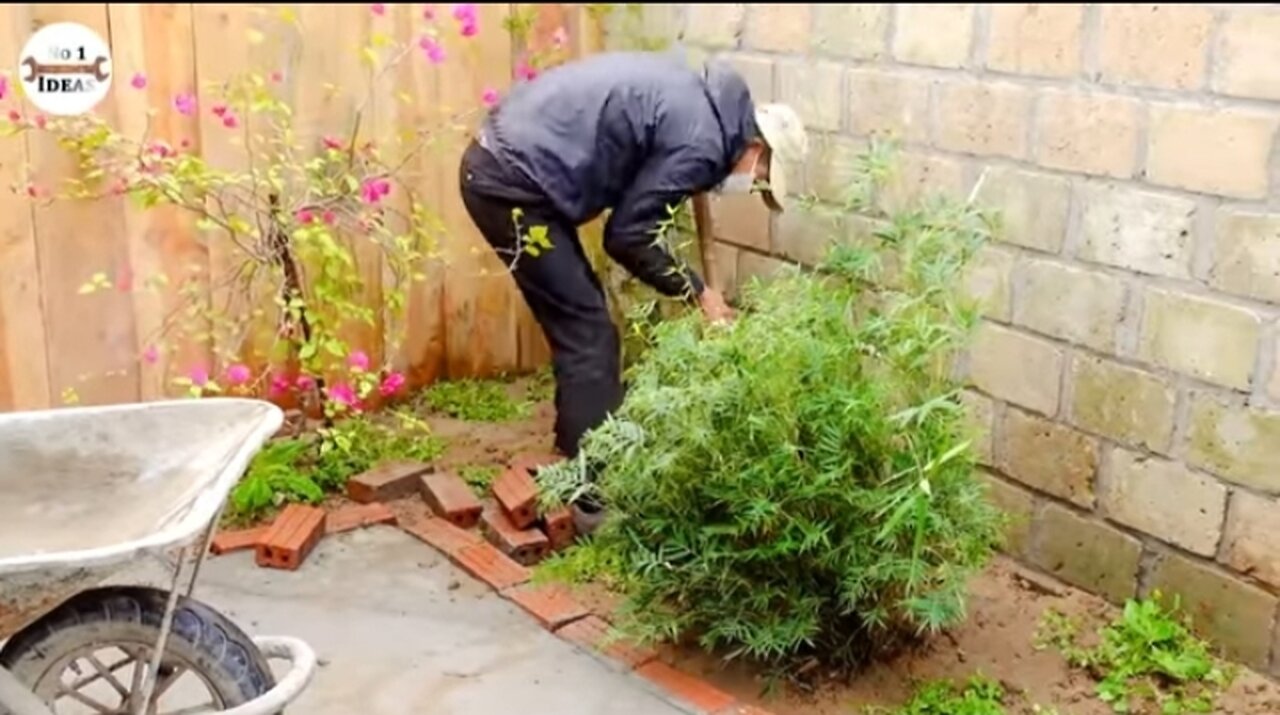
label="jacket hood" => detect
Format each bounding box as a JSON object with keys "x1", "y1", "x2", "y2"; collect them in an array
[{"x1": 701, "y1": 60, "x2": 758, "y2": 169}]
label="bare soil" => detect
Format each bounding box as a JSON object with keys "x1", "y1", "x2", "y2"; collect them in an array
[{"x1": 320, "y1": 381, "x2": 1280, "y2": 713}]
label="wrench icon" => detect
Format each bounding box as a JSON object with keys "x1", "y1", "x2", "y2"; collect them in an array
[{"x1": 20, "y1": 55, "x2": 110, "y2": 83}]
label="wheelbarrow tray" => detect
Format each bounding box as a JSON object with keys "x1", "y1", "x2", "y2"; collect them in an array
[{"x1": 0, "y1": 398, "x2": 283, "y2": 641}]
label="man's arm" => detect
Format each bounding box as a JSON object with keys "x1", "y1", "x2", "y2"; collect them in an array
[{"x1": 602, "y1": 151, "x2": 717, "y2": 300}]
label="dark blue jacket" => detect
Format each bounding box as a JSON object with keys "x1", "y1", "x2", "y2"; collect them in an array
[{"x1": 481, "y1": 51, "x2": 758, "y2": 298}]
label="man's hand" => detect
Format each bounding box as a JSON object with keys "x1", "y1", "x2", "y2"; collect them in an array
[{"x1": 698, "y1": 287, "x2": 735, "y2": 324}]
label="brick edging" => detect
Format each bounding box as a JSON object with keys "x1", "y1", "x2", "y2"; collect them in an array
[{"x1": 398, "y1": 516, "x2": 771, "y2": 715}]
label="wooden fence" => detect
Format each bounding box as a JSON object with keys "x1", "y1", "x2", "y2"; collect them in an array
[{"x1": 0, "y1": 3, "x2": 602, "y2": 412}]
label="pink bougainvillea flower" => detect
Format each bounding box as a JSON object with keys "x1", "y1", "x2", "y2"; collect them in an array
[
  {"x1": 322, "y1": 135, "x2": 343, "y2": 150},
  {"x1": 552, "y1": 26, "x2": 568, "y2": 48},
  {"x1": 115, "y1": 265, "x2": 134, "y2": 292},
  {"x1": 327, "y1": 382, "x2": 359, "y2": 408},
  {"x1": 188, "y1": 365, "x2": 209, "y2": 387},
  {"x1": 172, "y1": 92, "x2": 197, "y2": 116},
  {"x1": 460, "y1": 19, "x2": 478, "y2": 37},
  {"x1": 225, "y1": 363, "x2": 252, "y2": 385},
  {"x1": 130, "y1": 72, "x2": 147, "y2": 90},
  {"x1": 211, "y1": 103, "x2": 228, "y2": 117},
  {"x1": 379, "y1": 371, "x2": 406, "y2": 397},
  {"x1": 322, "y1": 209, "x2": 337, "y2": 225},
  {"x1": 180, "y1": 138, "x2": 192, "y2": 150},
  {"x1": 515, "y1": 57, "x2": 537, "y2": 82},
  {"x1": 25, "y1": 184, "x2": 40, "y2": 199},
  {"x1": 419, "y1": 35, "x2": 446, "y2": 64},
  {"x1": 295, "y1": 208, "x2": 314, "y2": 224},
  {"x1": 222, "y1": 113, "x2": 239, "y2": 129},
  {"x1": 33, "y1": 114, "x2": 46, "y2": 129},
  {"x1": 348, "y1": 350, "x2": 370, "y2": 371},
  {"x1": 360, "y1": 178, "x2": 391, "y2": 204},
  {"x1": 7, "y1": 110, "x2": 20, "y2": 123},
  {"x1": 142, "y1": 345, "x2": 160, "y2": 365},
  {"x1": 423, "y1": 5, "x2": 436, "y2": 20},
  {"x1": 147, "y1": 140, "x2": 174, "y2": 158},
  {"x1": 270, "y1": 70, "x2": 284, "y2": 83},
  {"x1": 269, "y1": 372, "x2": 292, "y2": 397},
  {"x1": 0, "y1": 74, "x2": 8, "y2": 101},
  {"x1": 452, "y1": 3, "x2": 476, "y2": 22},
  {"x1": 370, "y1": 3, "x2": 386, "y2": 16},
  {"x1": 296, "y1": 374, "x2": 316, "y2": 390},
  {"x1": 481, "y1": 87, "x2": 500, "y2": 108},
  {"x1": 110, "y1": 178, "x2": 129, "y2": 196}
]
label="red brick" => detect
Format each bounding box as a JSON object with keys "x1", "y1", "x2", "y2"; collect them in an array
[
  {"x1": 637, "y1": 661, "x2": 737, "y2": 713},
  {"x1": 210, "y1": 526, "x2": 266, "y2": 555},
  {"x1": 481, "y1": 504, "x2": 550, "y2": 566},
  {"x1": 326, "y1": 502, "x2": 397, "y2": 534},
  {"x1": 400, "y1": 516, "x2": 483, "y2": 557},
  {"x1": 715, "y1": 706, "x2": 777, "y2": 715},
  {"x1": 510, "y1": 451, "x2": 562, "y2": 475},
  {"x1": 492, "y1": 467, "x2": 539, "y2": 529},
  {"x1": 504, "y1": 583, "x2": 590, "y2": 629},
  {"x1": 555, "y1": 615, "x2": 656, "y2": 669},
  {"x1": 346, "y1": 460, "x2": 431, "y2": 503},
  {"x1": 419, "y1": 471, "x2": 483, "y2": 528},
  {"x1": 256, "y1": 504, "x2": 326, "y2": 571},
  {"x1": 542, "y1": 506, "x2": 576, "y2": 551},
  {"x1": 455, "y1": 542, "x2": 531, "y2": 590}
]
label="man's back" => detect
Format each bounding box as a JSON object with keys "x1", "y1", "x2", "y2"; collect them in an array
[{"x1": 482, "y1": 52, "x2": 755, "y2": 225}]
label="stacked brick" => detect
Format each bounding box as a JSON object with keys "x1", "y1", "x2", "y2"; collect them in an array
[{"x1": 639, "y1": 3, "x2": 1280, "y2": 675}]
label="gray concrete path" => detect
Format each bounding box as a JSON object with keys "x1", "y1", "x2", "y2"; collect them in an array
[{"x1": 122, "y1": 526, "x2": 691, "y2": 715}]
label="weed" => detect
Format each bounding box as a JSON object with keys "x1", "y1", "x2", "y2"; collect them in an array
[
  {"x1": 228, "y1": 409, "x2": 446, "y2": 524},
  {"x1": 868, "y1": 676, "x2": 1008, "y2": 715},
  {"x1": 459, "y1": 464, "x2": 501, "y2": 491},
  {"x1": 419, "y1": 377, "x2": 529, "y2": 422},
  {"x1": 1036, "y1": 595, "x2": 1236, "y2": 714},
  {"x1": 525, "y1": 365, "x2": 556, "y2": 403}
]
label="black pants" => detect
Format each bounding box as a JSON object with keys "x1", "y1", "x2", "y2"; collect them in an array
[{"x1": 458, "y1": 139, "x2": 623, "y2": 459}]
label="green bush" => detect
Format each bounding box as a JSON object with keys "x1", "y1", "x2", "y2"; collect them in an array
[{"x1": 537, "y1": 155, "x2": 1004, "y2": 670}]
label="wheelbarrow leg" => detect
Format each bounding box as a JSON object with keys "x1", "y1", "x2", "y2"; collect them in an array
[{"x1": 0, "y1": 665, "x2": 55, "y2": 715}]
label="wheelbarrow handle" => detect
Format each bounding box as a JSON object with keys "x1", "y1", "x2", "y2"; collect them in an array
[{"x1": 0, "y1": 665, "x2": 55, "y2": 715}]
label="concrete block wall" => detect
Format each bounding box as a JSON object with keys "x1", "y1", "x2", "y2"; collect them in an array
[{"x1": 605, "y1": 4, "x2": 1280, "y2": 674}]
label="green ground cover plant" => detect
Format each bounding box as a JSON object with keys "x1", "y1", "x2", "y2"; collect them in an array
[
  {"x1": 1035, "y1": 595, "x2": 1235, "y2": 714},
  {"x1": 867, "y1": 676, "x2": 1009, "y2": 715},
  {"x1": 418, "y1": 376, "x2": 530, "y2": 422},
  {"x1": 536, "y1": 145, "x2": 1005, "y2": 671}
]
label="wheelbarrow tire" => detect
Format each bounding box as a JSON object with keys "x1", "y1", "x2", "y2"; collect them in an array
[{"x1": 0, "y1": 585, "x2": 277, "y2": 712}]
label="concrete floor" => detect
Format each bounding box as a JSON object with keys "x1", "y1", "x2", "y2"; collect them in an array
[{"x1": 123, "y1": 526, "x2": 692, "y2": 715}]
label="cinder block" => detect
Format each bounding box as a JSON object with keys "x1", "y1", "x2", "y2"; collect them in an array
[
  {"x1": 777, "y1": 59, "x2": 843, "y2": 132},
  {"x1": 1035, "y1": 91, "x2": 1140, "y2": 179},
  {"x1": 1077, "y1": 183, "x2": 1196, "y2": 280},
  {"x1": 877, "y1": 151, "x2": 969, "y2": 215},
  {"x1": 1098, "y1": 4, "x2": 1213, "y2": 90},
  {"x1": 962, "y1": 246, "x2": 1014, "y2": 322},
  {"x1": 1147, "y1": 552, "x2": 1278, "y2": 669},
  {"x1": 1070, "y1": 355, "x2": 1176, "y2": 453},
  {"x1": 1138, "y1": 288, "x2": 1261, "y2": 391},
  {"x1": 974, "y1": 167, "x2": 1070, "y2": 253},
  {"x1": 986, "y1": 4, "x2": 1084, "y2": 78},
  {"x1": 256, "y1": 504, "x2": 326, "y2": 571},
  {"x1": 1100, "y1": 449, "x2": 1226, "y2": 556},
  {"x1": 743, "y1": 4, "x2": 810, "y2": 53},
  {"x1": 1187, "y1": 393, "x2": 1280, "y2": 493},
  {"x1": 347, "y1": 460, "x2": 431, "y2": 503},
  {"x1": 1221, "y1": 490, "x2": 1280, "y2": 590},
  {"x1": 935, "y1": 80, "x2": 1032, "y2": 159},
  {"x1": 685, "y1": 4, "x2": 745, "y2": 49},
  {"x1": 420, "y1": 471, "x2": 484, "y2": 529},
  {"x1": 813, "y1": 4, "x2": 888, "y2": 60},
  {"x1": 1211, "y1": 210, "x2": 1280, "y2": 304},
  {"x1": 1214, "y1": 9, "x2": 1280, "y2": 100},
  {"x1": 978, "y1": 471, "x2": 1035, "y2": 558},
  {"x1": 1014, "y1": 259, "x2": 1126, "y2": 353},
  {"x1": 968, "y1": 323, "x2": 1064, "y2": 417},
  {"x1": 1146, "y1": 105, "x2": 1278, "y2": 200},
  {"x1": 1032, "y1": 503, "x2": 1141, "y2": 603},
  {"x1": 893, "y1": 4, "x2": 975, "y2": 68},
  {"x1": 960, "y1": 391, "x2": 996, "y2": 466},
  {"x1": 846, "y1": 69, "x2": 931, "y2": 144},
  {"x1": 999, "y1": 408, "x2": 1099, "y2": 508}
]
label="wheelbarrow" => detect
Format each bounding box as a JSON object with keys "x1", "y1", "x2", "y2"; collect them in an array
[{"x1": 0, "y1": 398, "x2": 317, "y2": 714}]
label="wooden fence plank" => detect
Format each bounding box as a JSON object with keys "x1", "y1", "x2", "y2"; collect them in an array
[
  {"x1": 25, "y1": 4, "x2": 138, "y2": 406},
  {"x1": 0, "y1": 5, "x2": 51, "y2": 411},
  {"x1": 109, "y1": 3, "x2": 209, "y2": 401}
]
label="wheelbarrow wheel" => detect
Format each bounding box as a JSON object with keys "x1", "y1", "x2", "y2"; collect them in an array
[{"x1": 0, "y1": 586, "x2": 276, "y2": 714}]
